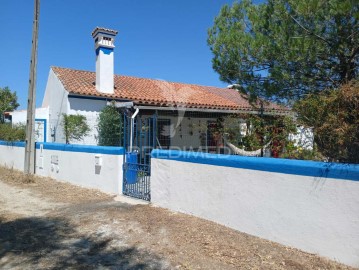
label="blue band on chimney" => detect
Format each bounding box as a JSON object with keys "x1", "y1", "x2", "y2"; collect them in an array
[{"x1": 95, "y1": 47, "x2": 113, "y2": 56}]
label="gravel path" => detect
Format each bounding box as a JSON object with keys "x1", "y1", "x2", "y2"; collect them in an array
[{"x1": 0, "y1": 166, "x2": 356, "y2": 270}]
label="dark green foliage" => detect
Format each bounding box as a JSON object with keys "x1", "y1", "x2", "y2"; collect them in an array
[
  {"x1": 0, "y1": 123, "x2": 26, "y2": 142},
  {"x1": 208, "y1": 0, "x2": 359, "y2": 103},
  {"x1": 97, "y1": 104, "x2": 123, "y2": 146},
  {"x1": 62, "y1": 114, "x2": 90, "y2": 144},
  {"x1": 294, "y1": 81, "x2": 359, "y2": 163},
  {"x1": 0, "y1": 87, "x2": 20, "y2": 123}
]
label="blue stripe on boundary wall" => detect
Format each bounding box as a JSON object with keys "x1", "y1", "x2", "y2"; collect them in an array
[
  {"x1": 35, "y1": 143, "x2": 124, "y2": 155},
  {"x1": 0, "y1": 141, "x2": 25, "y2": 147},
  {"x1": 0, "y1": 141, "x2": 124, "y2": 155},
  {"x1": 151, "y1": 149, "x2": 359, "y2": 181}
]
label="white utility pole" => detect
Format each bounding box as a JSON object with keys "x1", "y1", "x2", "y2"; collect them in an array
[{"x1": 24, "y1": 0, "x2": 40, "y2": 174}]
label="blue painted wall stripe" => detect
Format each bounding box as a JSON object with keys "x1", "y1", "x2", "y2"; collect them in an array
[
  {"x1": 36, "y1": 143, "x2": 124, "y2": 155},
  {"x1": 0, "y1": 141, "x2": 123, "y2": 155},
  {"x1": 0, "y1": 141, "x2": 25, "y2": 147},
  {"x1": 151, "y1": 149, "x2": 359, "y2": 181}
]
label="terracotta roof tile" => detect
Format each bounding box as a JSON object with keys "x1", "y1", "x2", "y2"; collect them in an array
[{"x1": 51, "y1": 66, "x2": 289, "y2": 112}]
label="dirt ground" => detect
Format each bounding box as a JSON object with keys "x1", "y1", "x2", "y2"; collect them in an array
[{"x1": 0, "y1": 166, "x2": 356, "y2": 270}]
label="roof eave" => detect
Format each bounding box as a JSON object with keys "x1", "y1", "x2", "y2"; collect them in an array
[{"x1": 134, "y1": 105, "x2": 293, "y2": 116}]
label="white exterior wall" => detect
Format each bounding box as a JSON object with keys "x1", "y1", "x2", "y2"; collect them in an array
[
  {"x1": 289, "y1": 126, "x2": 314, "y2": 150},
  {"x1": 10, "y1": 110, "x2": 27, "y2": 124},
  {"x1": 11, "y1": 107, "x2": 49, "y2": 125},
  {"x1": 68, "y1": 97, "x2": 108, "y2": 145},
  {"x1": 41, "y1": 69, "x2": 110, "y2": 145},
  {"x1": 42, "y1": 69, "x2": 71, "y2": 144},
  {"x1": 0, "y1": 143, "x2": 25, "y2": 171},
  {"x1": 11, "y1": 107, "x2": 50, "y2": 142},
  {"x1": 151, "y1": 156, "x2": 359, "y2": 267},
  {"x1": 0, "y1": 141, "x2": 123, "y2": 195},
  {"x1": 35, "y1": 146, "x2": 123, "y2": 195}
]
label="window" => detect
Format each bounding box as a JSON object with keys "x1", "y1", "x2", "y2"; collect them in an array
[{"x1": 157, "y1": 119, "x2": 171, "y2": 149}]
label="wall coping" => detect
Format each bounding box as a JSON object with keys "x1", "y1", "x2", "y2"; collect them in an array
[
  {"x1": 151, "y1": 149, "x2": 359, "y2": 181},
  {"x1": 0, "y1": 141, "x2": 124, "y2": 155},
  {"x1": 36, "y1": 143, "x2": 124, "y2": 155},
  {"x1": 0, "y1": 141, "x2": 25, "y2": 147}
]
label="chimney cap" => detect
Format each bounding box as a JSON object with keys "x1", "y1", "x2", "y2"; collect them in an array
[{"x1": 91, "y1": 27, "x2": 118, "y2": 37}]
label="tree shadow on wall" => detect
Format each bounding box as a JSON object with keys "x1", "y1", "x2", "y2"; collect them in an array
[{"x1": 0, "y1": 216, "x2": 168, "y2": 269}]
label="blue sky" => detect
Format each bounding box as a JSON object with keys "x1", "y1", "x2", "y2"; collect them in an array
[{"x1": 1, "y1": 0, "x2": 240, "y2": 109}]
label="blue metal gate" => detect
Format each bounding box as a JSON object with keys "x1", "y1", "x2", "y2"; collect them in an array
[{"x1": 123, "y1": 111, "x2": 156, "y2": 201}]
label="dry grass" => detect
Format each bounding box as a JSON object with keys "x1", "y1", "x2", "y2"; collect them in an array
[
  {"x1": 0, "y1": 165, "x2": 112, "y2": 204},
  {"x1": 0, "y1": 165, "x2": 35, "y2": 184}
]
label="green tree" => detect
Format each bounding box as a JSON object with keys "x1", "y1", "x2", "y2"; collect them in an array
[
  {"x1": 294, "y1": 81, "x2": 359, "y2": 163},
  {"x1": 208, "y1": 0, "x2": 359, "y2": 102},
  {"x1": 62, "y1": 114, "x2": 90, "y2": 144},
  {"x1": 0, "y1": 87, "x2": 20, "y2": 123},
  {"x1": 97, "y1": 104, "x2": 123, "y2": 146}
]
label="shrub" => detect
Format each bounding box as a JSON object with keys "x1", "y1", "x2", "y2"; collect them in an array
[
  {"x1": 0, "y1": 123, "x2": 26, "y2": 142},
  {"x1": 97, "y1": 104, "x2": 123, "y2": 146},
  {"x1": 62, "y1": 114, "x2": 90, "y2": 144}
]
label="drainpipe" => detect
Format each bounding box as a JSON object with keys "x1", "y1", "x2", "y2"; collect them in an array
[{"x1": 129, "y1": 107, "x2": 139, "y2": 152}]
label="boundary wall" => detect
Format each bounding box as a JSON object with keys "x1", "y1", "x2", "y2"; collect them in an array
[
  {"x1": 151, "y1": 149, "x2": 359, "y2": 267},
  {"x1": 0, "y1": 141, "x2": 124, "y2": 195}
]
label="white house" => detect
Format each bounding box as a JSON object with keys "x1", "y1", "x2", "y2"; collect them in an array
[
  {"x1": 35, "y1": 27, "x2": 291, "y2": 150},
  {"x1": 8, "y1": 27, "x2": 295, "y2": 151},
  {"x1": 8, "y1": 107, "x2": 49, "y2": 143}
]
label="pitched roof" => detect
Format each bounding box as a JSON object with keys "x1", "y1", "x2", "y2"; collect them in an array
[{"x1": 52, "y1": 66, "x2": 289, "y2": 113}]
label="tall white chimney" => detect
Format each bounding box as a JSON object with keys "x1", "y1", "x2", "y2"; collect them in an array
[{"x1": 91, "y1": 27, "x2": 118, "y2": 94}]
